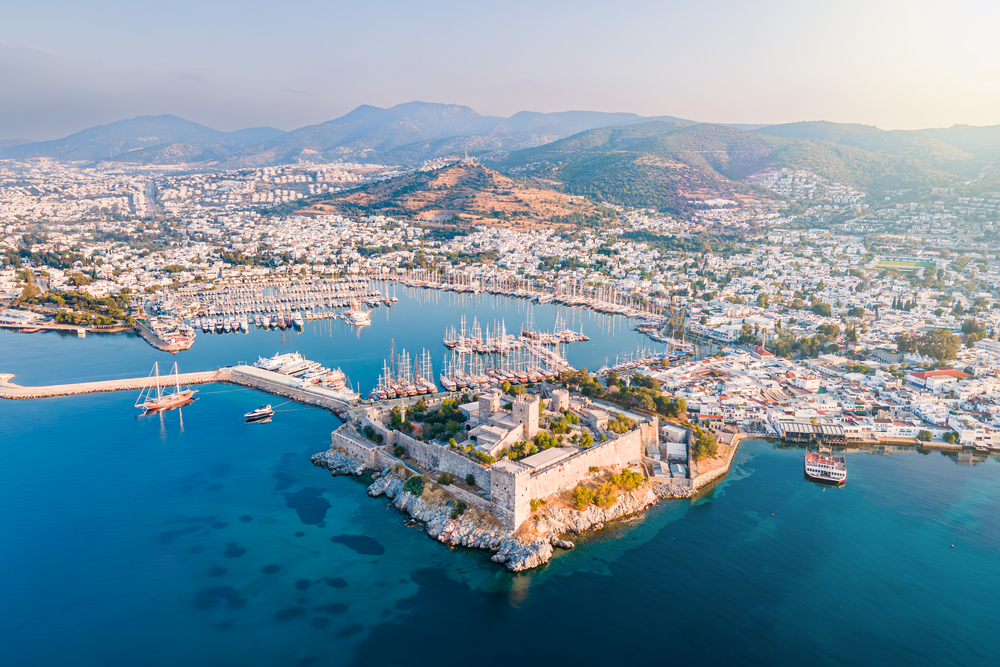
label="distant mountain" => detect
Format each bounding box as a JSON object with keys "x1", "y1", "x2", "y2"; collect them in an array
[
  {"x1": 219, "y1": 103, "x2": 703, "y2": 168},
  {"x1": 496, "y1": 122, "x2": 969, "y2": 213},
  {"x1": 296, "y1": 161, "x2": 607, "y2": 226},
  {"x1": 0, "y1": 139, "x2": 34, "y2": 148},
  {"x1": 916, "y1": 124, "x2": 1000, "y2": 161},
  {"x1": 0, "y1": 115, "x2": 285, "y2": 162},
  {"x1": 754, "y1": 121, "x2": 972, "y2": 164},
  {"x1": 221, "y1": 102, "x2": 503, "y2": 167}
]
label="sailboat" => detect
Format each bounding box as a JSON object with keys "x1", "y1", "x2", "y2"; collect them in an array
[{"x1": 135, "y1": 362, "x2": 198, "y2": 413}]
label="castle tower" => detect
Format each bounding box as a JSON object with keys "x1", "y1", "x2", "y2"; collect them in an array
[
  {"x1": 550, "y1": 389, "x2": 570, "y2": 413},
  {"x1": 512, "y1": 394, "x2": 539, "y2": 439},
  {"x1": 478, "y1": 389, "x2": 501, "y2": 425}
]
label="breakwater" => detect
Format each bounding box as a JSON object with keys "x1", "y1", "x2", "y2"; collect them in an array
[
  {"x1": 225, "y1": 366, "x2": 354, "y2": 415},
  {"x1": 0, "y1": 370, "x2": 230, "y2": 399}
]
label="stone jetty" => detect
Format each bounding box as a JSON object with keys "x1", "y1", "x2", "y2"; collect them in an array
[{"x1": 0, "y1": 370, "x2": 230, "y2": 399}]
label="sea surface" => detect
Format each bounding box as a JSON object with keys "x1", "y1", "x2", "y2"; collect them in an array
[{"x1": 2, "y1": 291, "x2": 1000, "y2": 666}]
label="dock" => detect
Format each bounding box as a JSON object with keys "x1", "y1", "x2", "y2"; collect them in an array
[
  {"x1": 0, "y1": 366, "x2": 356, "y2": 417},
  {"x1": 0, "y1": 370, "x2": 229, "y2": 399}
]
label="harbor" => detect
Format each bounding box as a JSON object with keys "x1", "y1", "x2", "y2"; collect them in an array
[{"x1": 0, "y1": 287, "x2": 681, "y2": 415}]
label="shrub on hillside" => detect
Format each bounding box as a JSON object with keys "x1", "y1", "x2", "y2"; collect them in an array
[{"x1": 403, "y1": 475, "x2": 425, "y2": 498}]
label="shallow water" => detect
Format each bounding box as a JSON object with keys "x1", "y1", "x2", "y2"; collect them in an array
[{"x1": 2, "y1": 291, "x2": 1000, "y2": 666}]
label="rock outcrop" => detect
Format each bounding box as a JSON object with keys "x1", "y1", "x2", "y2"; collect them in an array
[
  {"x1": 366, "y1": 470, "x2": 552, "y2": 571},
  {"x1": 312, "y1": 447, "x2": 706, "y2": 572},
  {"x1": 311, "y1": 448, "x2": 365, "y2": 476},
  {"x1": 529, "y1": 483, "x2": 679, "y2": 539}
]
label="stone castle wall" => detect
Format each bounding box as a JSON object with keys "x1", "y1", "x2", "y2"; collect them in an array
[
  {"x1": 358, "y1": 407, "x2": 658, "y2": 531},
  {"x1": 491, "y1": 426, "x2": 653, "y2": 529},
  {"x1": 393, "y1": 431, "x2": 493, "y2": 488},
  {"x1": 331, "y1": 429, "x2": 378, "y2": 468}
]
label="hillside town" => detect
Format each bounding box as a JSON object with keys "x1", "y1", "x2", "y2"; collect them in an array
[{"x1": 4, "y1": 157, "x2": 1000, "y2": 460}]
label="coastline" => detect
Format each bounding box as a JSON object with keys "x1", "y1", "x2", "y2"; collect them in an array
[{"x1": 312, "y1": 432, "x2": 747, "y2": 571}]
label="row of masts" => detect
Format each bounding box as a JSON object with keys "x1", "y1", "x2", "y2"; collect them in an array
[
  {"x1": 443, "y1": 308, "x2": 589, "y2": 355},
  {"x1": 436, "y1": 345, "x2": 562, "y2": 394},
  {"x1": 443, "y1": 315, "x2": 520, "y2": 354},
  {"x1": 149, "y1": 277, "x2": 396, "y2": 320},
  {"x1": 370, "y1": 345, "x2": 438, "y2": 400},
  {"x1": 386, "y1": 267, "x2": 667, "y2": 316}
]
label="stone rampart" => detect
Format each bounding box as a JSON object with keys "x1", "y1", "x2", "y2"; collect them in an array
[
  {"x1": 360, "y1": 417, "x2": 395, "y2": 446},
  {"x1": 444, "y1": 484, "x2": 502, "y2": 519},
  {"x1": 330, "y1": 428, "x2": 378, "y2": 468},
  {"x1": 392, "y1": 431, "x2": 491, "y2": 488},
  {"x1": 491, "y1": 427, "x2": 649, "y2": 529}
]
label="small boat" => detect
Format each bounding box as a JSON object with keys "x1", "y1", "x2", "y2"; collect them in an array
[{"x1": 244, "y1": 405, "x2": 275, "y2": 422}]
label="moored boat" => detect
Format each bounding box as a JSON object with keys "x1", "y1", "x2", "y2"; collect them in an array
[
  {"x1": 244, "y1": 404, "x2": 275, "y2": 422},
  {"x1": 135, "y1": 362, "x2": 197, "y2": 413},
  {"x1": 805, "y1": 448, "x2": 847, "y2": 485}
]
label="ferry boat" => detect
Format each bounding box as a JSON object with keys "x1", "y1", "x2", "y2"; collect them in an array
[
  {"x1": 804, "y1": 448, "x2": 847, "y2": 485},
  {"x1": 135, "y1": 362, "x2": 197, "y2": 413},
  {"x1": 244, "y1": 405, "x2": 275, "y2": 422}
]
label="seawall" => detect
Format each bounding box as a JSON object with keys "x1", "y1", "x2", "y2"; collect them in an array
[{"x1": 0, "y1": 370, "x2": 229, "y2": 399}]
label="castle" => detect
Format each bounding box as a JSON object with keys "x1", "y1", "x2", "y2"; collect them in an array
[{"x1": 343, "y1": 390, "x2": 660, "y2": 530}]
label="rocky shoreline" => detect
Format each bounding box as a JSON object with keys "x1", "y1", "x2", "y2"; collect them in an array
[{"x1": 311, "y1": 443, "x2": 739, "y2": 571}]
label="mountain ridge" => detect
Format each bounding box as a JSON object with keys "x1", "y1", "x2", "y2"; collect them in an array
[
  {"x1": 494, "y1": 121, "x2": 971, "y2": 213},
  {"x1": 0, "y1": 114, "x2": 286, "y2": 162}
]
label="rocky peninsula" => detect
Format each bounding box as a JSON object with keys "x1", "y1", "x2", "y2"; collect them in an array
[{"x1": 312, "y1": 435, "x2": 741, "y2": 571}]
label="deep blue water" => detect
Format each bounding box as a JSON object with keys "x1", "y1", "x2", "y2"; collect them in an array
[{"x1": 3, "y1": 291, "x2": 1000, "y2": 666}]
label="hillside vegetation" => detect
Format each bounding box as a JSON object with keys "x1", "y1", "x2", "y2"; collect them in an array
[
  {"x1": 298, "y1": 162, "x2": 610, "y2": 228},
  {"x1": 496, "y1": 122, "x2": 974, "y2": 213}
]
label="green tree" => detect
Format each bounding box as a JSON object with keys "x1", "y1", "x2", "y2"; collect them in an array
[
  {"x1": 917, "y1": 430, "x2": 932, "y2": 442},
  {"x1": 608, "y1": 413, "x2": 635, "y2": 434},
  {"x1": 572, "y1": 485, "x2": 595, "y2": 509},
  {"x1": 961, "y1": 318, "x2": 986, "y2": 347},
  {"x1": 917, "y1": 329, "x2": 961, "y2": 363},
  {"x1": 594, "y1": 481, "x2": 618, "y2": 508},
  {"x1": 810, "y1": 302, "x2": 832, "y2": 317},
  {"x1": 895, "y1": 333, "x2": 919, "y2": 354},
  {"x1": 692, "y1": 429, "x2": 718, "y2": 460}
]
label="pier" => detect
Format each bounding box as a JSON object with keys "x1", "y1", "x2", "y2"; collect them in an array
[
  {"x1": 0, "y1": 366, "x2": 356, "y2": 417},
  {"x1": 0, "y1": 370, "x2": 230, "y2": 399}
]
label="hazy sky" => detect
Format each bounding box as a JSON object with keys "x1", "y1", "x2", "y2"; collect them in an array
[{"x1": 2, "y1": 0, "x2": 999, "y2": 139}]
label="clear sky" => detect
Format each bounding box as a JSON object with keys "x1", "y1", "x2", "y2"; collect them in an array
[{"x1": 2, "y1": 0, "x2": 998, "y2": 139}]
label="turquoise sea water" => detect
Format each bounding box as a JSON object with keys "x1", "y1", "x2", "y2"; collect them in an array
[{"x1": 2, "y1": 292, "x2": 1000, "y2": 666}]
